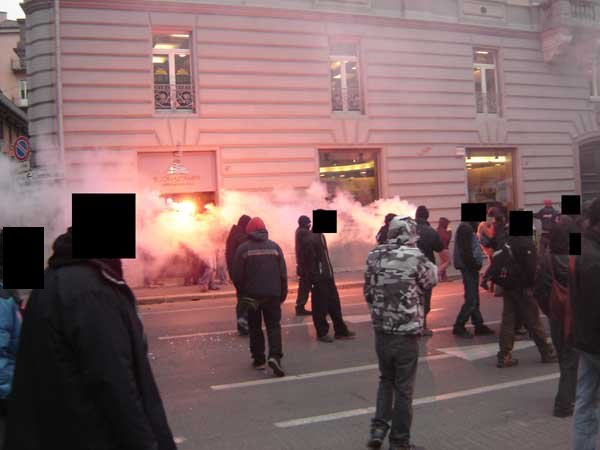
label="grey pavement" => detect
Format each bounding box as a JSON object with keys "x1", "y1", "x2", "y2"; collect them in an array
[{"x1": 141, "y1": 281, "x2": 594, "y2": 450}]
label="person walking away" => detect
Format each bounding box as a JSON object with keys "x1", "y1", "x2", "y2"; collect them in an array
[
  {"x1": 376, "y1": 213, "x2": 397, "y2": 245},
  {"x1": 534, "y1": 216, "x2": 579, "y2": 417},
  {"x1": 4, "y1": 227, "x2": 177, "y2": 450},
  {"x1": 303, "y1": 231, "x2": 356, "y2": 343},
  {"x1": 494, "y1": 233, "x2": 557, "y2": 368},
  {"x1": 232, "y1": 217, "x2": 288, "y2": 377},
  {"x1": 436, "y1": 217, "x2": 452, "y2": 282},
  {"x1": 364, "y1": 217, "x2": 437, "y2": 450},
  {"x1": 226, "y1": 214, "x2": 252, "y2": 336},
  {"x1": 534, "y1": 199, "x2": 560, "y2": 256},
  {"x1": 294, "y1": 215, "x2": 313, "y2": 316},
  {"x1": 0, "y1": 230, "x2": 21, "y2": 443},
  {"x1": 570, "y1": 197, "x2": 600, "y2": 450},
  {"x1": 414, "y1": 206, "x2": 444, "y2": 337},
  {"x1": 478, "y1": 207, "x2": 497, "y2": 292},
  {"x1": 452, "y1": 222, "x2": 495, "y2": 338}
]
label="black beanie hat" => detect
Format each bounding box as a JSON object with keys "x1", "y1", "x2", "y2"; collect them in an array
[
  {"x1": 238, "y1": 215, "x2": 251, "y2": 229},
  {"x1": 415, "y1": 205, "x2": 429, "y2": 221},
  {"x1": 298, "y1": 215, "x2": 311, "y2": 227}
]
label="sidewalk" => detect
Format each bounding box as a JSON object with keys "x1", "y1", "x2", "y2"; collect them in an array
[{"x1": 134, "y1": 270, "x2": 367, "y2": 305}]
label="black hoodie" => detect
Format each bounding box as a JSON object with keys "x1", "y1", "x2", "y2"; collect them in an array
[
  {"x1": 4, "y1": 229, "x2": 177, "y2": 450},
  {"x1": 225, "y1": 215, "x2": 251, "y2": 277}
]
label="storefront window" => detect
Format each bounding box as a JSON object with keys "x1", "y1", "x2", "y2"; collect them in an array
[
  {"x1": 319, "y1": 149, "x2": 379, "y2": 205},
  {"x1": 466, "y1": 149, "x2": 515, "y2": 211}
]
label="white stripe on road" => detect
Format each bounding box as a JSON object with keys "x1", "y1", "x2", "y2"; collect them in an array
[
  {"x1": 274, "y1": 372, "x2": 560, "y2": 428},
  {"x1": 344, "y1": 309, "x2": 443, "y2": 324},
  {"x1": 210, "y1": 354, "x2": 453, "y2": 391},
  {"x1": 157, "y1": 309, "x2": 454, "y2": 341}
]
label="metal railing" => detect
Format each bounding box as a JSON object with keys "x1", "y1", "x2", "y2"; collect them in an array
[
  {"x1": 570, "y1": 0, "x2": 596, "y2": 21},
  {"x1": 11, "y1": 58, "x2": 25, "y2": 72},
  {"x1": 154, "y1": 84, "x2": 195, "y2": 112},
  {"x1": 475, "y1": 91, "x2": 499, "y2": 115},
  {"x1": 331, "y1": 86, "x2": 362, "y2": 112}
]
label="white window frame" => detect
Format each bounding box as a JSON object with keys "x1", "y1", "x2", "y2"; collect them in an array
[
  {"x1": 330, "y1": 54, "x2": 362, "y2": 113},
  {"x1": 473, "y1": 51, "x2": 500, "y2": 115}
]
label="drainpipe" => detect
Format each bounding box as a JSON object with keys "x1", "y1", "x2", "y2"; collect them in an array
[{"x1": 54, "y1": 0, "x2": 67, "y2": 227}]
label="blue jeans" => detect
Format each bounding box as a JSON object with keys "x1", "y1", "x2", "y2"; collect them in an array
[
  {"x1": 573, "y1": 351, "x2": 600, "y2": 450},
  {"x1": 454, "y1": 269, "x2": 484, "y2": 329}
]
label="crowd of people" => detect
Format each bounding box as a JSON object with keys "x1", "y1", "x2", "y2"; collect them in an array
[{"x1": 0, "y1": 196, "x2": 598, "y2": 450}]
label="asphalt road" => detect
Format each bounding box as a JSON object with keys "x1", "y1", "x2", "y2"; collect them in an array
[{"x1": 140, "y1": 281, "x2": 585, "y2": 450}]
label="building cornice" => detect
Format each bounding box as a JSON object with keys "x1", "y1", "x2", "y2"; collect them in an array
[
  {"x1": 23, "y1": 0, "x2": 54, "y2": 15},
  {"x1": 58, "y1": 0, "x2": 539, "y2": 39}
]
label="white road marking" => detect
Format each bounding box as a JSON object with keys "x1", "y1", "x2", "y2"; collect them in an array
[
  {"x1": 274, "y1": 372, "x2": 560, "y2": 428},
  {"x1": 437, "y1": 340, "x2": 535, "y2": 361},
  {"x1": 344, "y1": 308, "x2": 443, "y2": 324},
  {"x1": 210, "y1": 354, "x2": 453, "y2": 391}
]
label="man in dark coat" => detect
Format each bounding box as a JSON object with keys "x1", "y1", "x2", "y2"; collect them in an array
[
  {"x1": 375, "y1": 213, "x2": 397, "y2": 245},
  {"x1": 570, "y1": 197, "x2": 600, "y2": 449},
  {"x1": 534, "y1": 199, "x2": 560, "y2": 256},
  {"x1": 3, "y1": 227, "x2": 177, "y2": 450},
  {"x1": 226, "y1": 214, "x2": 252, "y2": 335},
  {"x1": 414, "y1": 205, "x2": 444, "y2": 336},
  {"x1": 294, "y1": 215, "x2": 313, "y2": 316},
  {"x1": 303, "y1": 232, "x2": 356, "y2": 343},
  {"x1": 232, "y1": 217, "x2": 288, "y2": 377}
]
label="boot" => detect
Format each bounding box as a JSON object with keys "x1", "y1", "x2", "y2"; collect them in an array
[
  {"x1": 541, "y1": 344, "x2": 558, "y2": 363},
  {"x1": 497, "y1": 352, "x2": 519, "y2": 368},
  {"x1": 452, "y1": 326, "x2": 473, "y2": 339},
  {"x1": 367, "y1": 424, "x2": 389, "y2": 449}
]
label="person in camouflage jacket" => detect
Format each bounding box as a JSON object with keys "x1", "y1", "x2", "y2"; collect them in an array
[{"x1": 364, "y1": 216, "x2": 437, "y2": 450}]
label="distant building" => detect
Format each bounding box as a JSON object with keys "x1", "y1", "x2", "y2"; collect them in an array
[
  {"x1": 0, "y1": 91, "x2": 28, "y2": 159},
  {"x1": 0, "y1": 12, "x2": 27, "y2": 110}
]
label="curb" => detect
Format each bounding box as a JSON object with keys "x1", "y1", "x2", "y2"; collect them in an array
[{"x1": 136, "y1": 280, "x2": 365, "y2": 305}]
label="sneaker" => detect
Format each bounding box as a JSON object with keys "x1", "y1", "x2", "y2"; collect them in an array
[
  {"x1": 452, "y1": 326, "x2": 473, "y2": 339},
  {"x1": 420, "y1": 328, "x2": 433, "y2": 337},
  {"x1": 317, "y1": 335, "x2": 335, "y2": 343},
  {"x1": 367, "y1": 426, "x2": 388, "y2": 449},
  {"x1": 474, "y1": 324, "x2": 494, "y2": 336},
  {"x1": 252, "y1": 360, "x2": 266, "y2": 370},
  {"x1": 497, "y1": 353, "x2": 519, "y2": 368},
  {"x1": 335, "y1": 330, "x2": 357, "y2": 340},
  {"x1": 295, "y1": 307, "x2": 312, "y2": 316},
  {"x1": 515, "y1": 326, "x2": 528, "y2": 335},
  {"x1": 268, "y1": 357, "x2": 285, "y2": 377}
]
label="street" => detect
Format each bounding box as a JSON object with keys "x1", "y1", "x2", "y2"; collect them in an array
[{"x1": 139, "y1": 281, "x2": 582, "y2": 450}]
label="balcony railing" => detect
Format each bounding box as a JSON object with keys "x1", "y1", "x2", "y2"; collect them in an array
[
  {"x1": 541, "y1": 0, "x2": 600, "y2": 29},
  {"x1": 154, "y1": 84, "x2": 195, "y2": 112},
  {"x1": 11, "y1": 58, "x2": 25, "y2": 72},
  {"x1": 570, "y1": 0, "x2": 596, "y2": 21},
  {"x1": 331, "y1": 86, "x2": 362, "y2": 112},
  {"x1": 476, "y1": 92, "x2": 499, "y2": 115}
]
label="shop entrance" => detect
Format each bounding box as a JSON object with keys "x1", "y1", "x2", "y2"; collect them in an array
[
  {"x1": 465, "y1": 148, "x2": 516, "y2": 212},
  {"x1": 579, "y1": 141, "x2": 600, "y2": 202}
]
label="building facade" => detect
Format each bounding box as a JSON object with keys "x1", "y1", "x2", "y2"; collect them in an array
[
  {"x1": 22, "y1": 0, "x2": 600, "y2": 226},
  {"x1": 0, "y1": 13, "x2": 27, "y2": 110}
]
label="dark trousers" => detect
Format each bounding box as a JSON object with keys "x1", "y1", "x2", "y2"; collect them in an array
[
  {"x1": 235, "y1": 293, "x2": 249, "y2": 333},
  {"x1": 423, "y1": 288, "x2": 432, "y2": 328},
  {"x1": 549, "y1": 318, "x2": 579, "y2": 413},
  {"x1": 499, "y1": 287, "x2": 549, "y2": 356},
  {"x1": 311, "y1": 278, "x2": 349, "y2": 338},
  {"x1": 247, "y1": 298, "x2": 283, "y2": 363},
  {"x1": 454, "y1": 269, "x2": 484, "y2": 328},
  {"x1": 372, "y1": 332, "x2": 419, "y2": 447},
  {"x1": 296, "y1": 276, "x2": 311, "y2": 309}
]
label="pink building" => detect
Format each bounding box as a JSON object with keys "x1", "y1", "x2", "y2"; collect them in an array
[{"x1": 22, "y1": 0, "x2": 600, "y2": 222}]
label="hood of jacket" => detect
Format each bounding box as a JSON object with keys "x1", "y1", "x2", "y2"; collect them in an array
[
  {"x1": 47, "y1": 228, "x2": 125, "y2": 283},
  {"x1": 248, "y1": 229, "x2": 269, "y2": 242},
  {"x1": 387, "y1": 216, "x2": 419, "y2": 246}
]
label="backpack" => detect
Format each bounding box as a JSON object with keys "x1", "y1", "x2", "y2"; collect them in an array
[
  {"x1": 549, "y1": 258, "x2": 572, "y2": 342},
  {"x1": 488, "y1": 243, "x2": 520, "y2": 289}
]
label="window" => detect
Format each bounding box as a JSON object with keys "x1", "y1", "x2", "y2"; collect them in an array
[
  {"x1": 465, "y1": 149, "x2": 515, "y2": 211},
  {"x1": 473, "y1": 49, "x2": 500, "y2": 115},
  {"x1": 152, "y1": 33, "x2": 194, "y2": 113},
  {"x1": 590, "y1": 56, "x2": 600, "y2": 99},
  {"x1": 330, "y1": 41, "x2": 362, "y2": 113},
  {"x1": 19, "y1": 80, "x2": 27, "y2": 107},
  {"x1": 319, "y1": 149, "x2": 378, "y2": 205}
]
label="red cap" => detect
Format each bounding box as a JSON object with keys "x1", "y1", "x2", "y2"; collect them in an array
[
  {"x1": 246, "y1": 217, "x2": 266, "y2": 234},
  {"x1": 544, "y1": 199, "x2": 552, "y2": 206}
]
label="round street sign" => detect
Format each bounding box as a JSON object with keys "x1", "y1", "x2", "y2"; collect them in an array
[{"x1": 13, "y1": 136, "x2": 31, "y2": 161}]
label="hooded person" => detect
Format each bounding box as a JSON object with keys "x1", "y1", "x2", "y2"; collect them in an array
[
  {"x1": 414, "y1": 205, "x2": 444, "y2": 336},
  {"x1": 231, "y1": 217, "x2": 288, "y2": 377},
  {"x1": 3, "y1": 227, "x2": 177, "y2": 450},
  {"x1": 226, "y1": 214, "x2": 252, "y2": 335},
  {"x1": 0, "y1": 230, "x2": 21, "y2": 420},
  {"x1": 294, "y1": 215, "x2": 313, "y2": 316},
  {"x1": 534, "y1": 199, "x2": 560, "y2": 256},
  {"x1": 364, "y1": 216, "x2": 437, "y2": 450},
  {"x1": 376, "y1": 213, "x2": 397, "y2": 245}
]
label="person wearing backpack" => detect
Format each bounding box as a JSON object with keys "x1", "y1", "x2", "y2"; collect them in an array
[
  {"x1": 493, "y1": 233, "x2": 557, "y2": 368},
  {"x1": 534, "y1": 216, "x2": 579, "y2": 417},
  {"x1": 452, "y1": 222, "x2": 495, "y2": 338}
]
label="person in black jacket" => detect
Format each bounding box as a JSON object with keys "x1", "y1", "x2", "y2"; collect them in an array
[
  {"x1": 534, "y1": 199, "x2": 560, "y2": 256},
  {"x1": 226, "y1": 214, "x2": 252, "y2": 335},
  {"x1": 232, "y1": 217, "x2": 288, "y2": 377},
  {"x1": 3, "y1": 227, "x2": 177, "y2": 450},
  {"x1": 295, "y1": 215, "x2": 313, "y2": 316},
  {"x1": 303, "y1": 232, "x2": 356, "y2": 343},
  {"x1": 496, "y1": 234, "x2": 557, "y2": 368},
  {"x1": 415, "y1": 206, "x2": 444, "y2": 336},
  {"x1": 570, "y1": 197, "x2": 600, "y2": 450},
  {"x1": 375, "y1": 213, "x2": 397, "y2": 245}
]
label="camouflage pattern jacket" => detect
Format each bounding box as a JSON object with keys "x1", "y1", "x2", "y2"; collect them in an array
[{"x1": 364, "y1": 236, "x2": 437, "y2": 335}]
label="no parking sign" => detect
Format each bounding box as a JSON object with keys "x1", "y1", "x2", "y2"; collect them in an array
[{"x1": 13, "y1": 136, "x2": 31, "y2": 161}]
